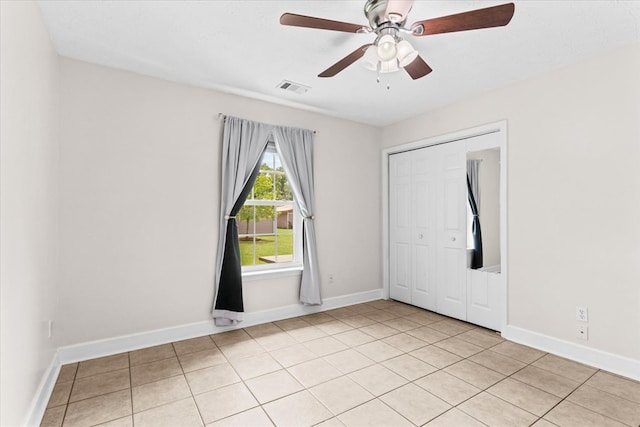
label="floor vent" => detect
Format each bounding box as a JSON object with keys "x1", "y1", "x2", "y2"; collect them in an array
[{"x1": 277, "y1": 80, "x2": 310, "y2": 95}]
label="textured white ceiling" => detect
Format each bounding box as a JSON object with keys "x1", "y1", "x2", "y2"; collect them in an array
[{"x1": 38, "y1": 1, "x2": 640, "y2": 126}]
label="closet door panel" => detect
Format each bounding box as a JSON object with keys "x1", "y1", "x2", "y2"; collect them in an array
[
  {"x1": 389, "y1": 152, "x2": 412, "y2": 304},
  {"x1": 467, "y1": 269, "x2": 502, "y2": 330},
  {"x1": 392, "y1": 242, "x2": 411, "y2": 302},
  {"x1": 411, "y1": 149, "x2": 437, "y2": 310},
  {"x1": 436, "y1": 142, "x2": 467, "y2": 320},
  {"x1": 438, "y1": 246, "x2": 467, "y2": 314}
]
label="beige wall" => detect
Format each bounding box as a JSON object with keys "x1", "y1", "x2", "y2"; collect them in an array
[
  {"x1": 381, "y1": 44, "x2": 640, "y2": 360},
  {"x1": 57, "y1": 58, "x2": 381, "y2": 346},
  {"x1": 0, "y1": 2, "x2": 60, "y2": 425}
]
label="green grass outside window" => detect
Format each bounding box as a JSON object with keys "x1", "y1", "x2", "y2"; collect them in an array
[{"x1": 239, "y1": 228, "x2": 294, "y2": 266}]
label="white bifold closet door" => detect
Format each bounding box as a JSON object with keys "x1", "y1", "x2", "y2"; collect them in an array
[
  {"x1": 389, "y1": 141, "x2": 467, "y2": 319},
  {"x1": 389, "y1": 148, "x2": 437, "y2": 310},
  {"x1": 435, "y1": 141, "x2": 468, "y2": 320},
  {"x1": 389, "y1": 129, "x2": 504, "y2": 331}
]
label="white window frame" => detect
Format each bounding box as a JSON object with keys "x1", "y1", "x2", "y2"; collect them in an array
[{"x1": 240, "y1": 143, "x2": 303, "y2": 278}]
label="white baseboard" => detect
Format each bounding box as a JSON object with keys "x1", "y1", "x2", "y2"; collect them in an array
[
  {"x1": 24, "y1": 353, "x2": 60, "y2": 427},
  {"x1": 502, "y1": 325, "x2": 640, "y2": 381},
  {"x1": 57, "y1": 288, "x2": 383, "y2": 364}
]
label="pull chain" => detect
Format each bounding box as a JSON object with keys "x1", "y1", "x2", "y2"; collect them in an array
[{"x1": 375, "y1": 62, "x2": 391, "y2": 90}]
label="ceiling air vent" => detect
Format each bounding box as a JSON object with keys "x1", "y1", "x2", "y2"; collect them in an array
[{"x1": 277, "y1": 80, "x2": 310, "y2": 95}]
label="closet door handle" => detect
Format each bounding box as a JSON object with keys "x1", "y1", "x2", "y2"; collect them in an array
[
  {"x1": 451, "y1": 237, "x2": 456, "y2": 242},
  {"x1": 418, "y1": 233, "x2": 424, "y2": 239}
]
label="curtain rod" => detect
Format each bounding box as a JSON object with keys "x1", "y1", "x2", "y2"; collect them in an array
[{"x1": 217, "y1": 113, "x2": 317, "y2": 134}]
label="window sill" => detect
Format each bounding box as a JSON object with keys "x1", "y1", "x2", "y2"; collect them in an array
[{"x1": 242, "y1": 266, "x2": 303, "y2": 282}]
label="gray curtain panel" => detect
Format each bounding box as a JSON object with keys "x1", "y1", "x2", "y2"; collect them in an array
[
  {"x1": 467, "y1": 159, "x2": 480, "y2": 210},
  {"x1": 273, "y1": 126, "x2": 322, "y2": 305},
  {"x1": 213, "y1": 116, "x2": 271, "y2": 326},
  {"x1": 467, "y1": 159, "x2": 483, "y2": 269},
  {"x1": 213, "y1": 117, "x2": 321, "y2": 326}
]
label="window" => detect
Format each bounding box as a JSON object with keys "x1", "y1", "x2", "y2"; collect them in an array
[{"x1": 238, "y1": 143, "x2": 302, "y2": 272}]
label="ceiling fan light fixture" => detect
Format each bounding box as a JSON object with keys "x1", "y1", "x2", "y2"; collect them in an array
[
  {"x1": 376, "y1": 34, "x2": 397, "y2": 62},
  {"x1": 396, "y1": 39, "x2": 418, "y2": 67},
  {"x1": 379, "y1": 58, "x2": 399, "y2": 74},
  {"x1": 362, "y1": 45, "x2": 379, "y2": 71}
]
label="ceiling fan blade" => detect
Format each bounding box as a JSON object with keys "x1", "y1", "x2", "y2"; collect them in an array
[
  {"x1": 280, "y1": 13, "x2": 370, "y2": 33},
  {"x1": 319, "y1": 44, "x2": 373, "y2": 78},
  {"x1": 385, "y1": 0, "x2": 414, "y2": 23},
  {"x1": 404, "y1": 55, "x2": 433, "y2": 80},
  {"x1": 411, "y1": 3, "x2": 515, "y2": 36}
]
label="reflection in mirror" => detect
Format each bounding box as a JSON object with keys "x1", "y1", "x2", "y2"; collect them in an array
[{"x1": 467, "y1": 148, "x2": 500, "y2": 271}]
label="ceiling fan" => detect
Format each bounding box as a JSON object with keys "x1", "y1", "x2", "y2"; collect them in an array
[{"x1": 280, "y1": 0, "x2": 515, "y2": 80}]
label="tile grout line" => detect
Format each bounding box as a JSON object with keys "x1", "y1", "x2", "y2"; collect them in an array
[
  {"x1": 417, "y1": 339, "x2": 509, "y2": 427},
  {"x1": 127, "y1": 351, "x2": 133, "y2": 425},
  {"x1": 58, "y1": 362, "x2": 78, "y2": 426},
  {"x1": 173, "y1": 339, "x2": 208, "y2": 427},
  {"x1": 538, "y1": 368, "x2": 633, "y2": 426}
]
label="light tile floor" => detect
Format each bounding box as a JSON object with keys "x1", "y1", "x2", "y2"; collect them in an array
[{"x1": 41, "y1": 300, "x2": 640, "y2": 427}]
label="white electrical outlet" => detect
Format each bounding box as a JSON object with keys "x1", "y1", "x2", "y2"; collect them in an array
[
  {"x1": 576, "y1": 306, "x2": 588, "y2": 322},
  {"x1": 328, "y1": 274, "x2": 334, "y2": 284},
  {"x1": 577, "y1": 324, "x2": 588, "y2": 340},
  {"x1": 47, "y1": 320, "x2": 53, "y2": 339}
]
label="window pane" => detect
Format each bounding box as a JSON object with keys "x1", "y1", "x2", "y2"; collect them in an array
[
  {"x1": 238, "y1": 203, "x2": 295, "y2": 266},
  {"x1": 262, "y1": 152, "x2": 276, "y2": 169},
  {"x1": 238, "y1": 147, "x2": 297, "y2": 269}
]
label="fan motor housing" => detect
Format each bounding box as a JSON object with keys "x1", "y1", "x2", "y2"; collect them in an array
[{"x1": 364, "y1": 0, "x2": 407, "y2": 30}]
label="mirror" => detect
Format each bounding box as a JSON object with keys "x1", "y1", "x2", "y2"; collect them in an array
[{"x1": 467, "y1": 148, "x2": 500, "y2": 271}]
